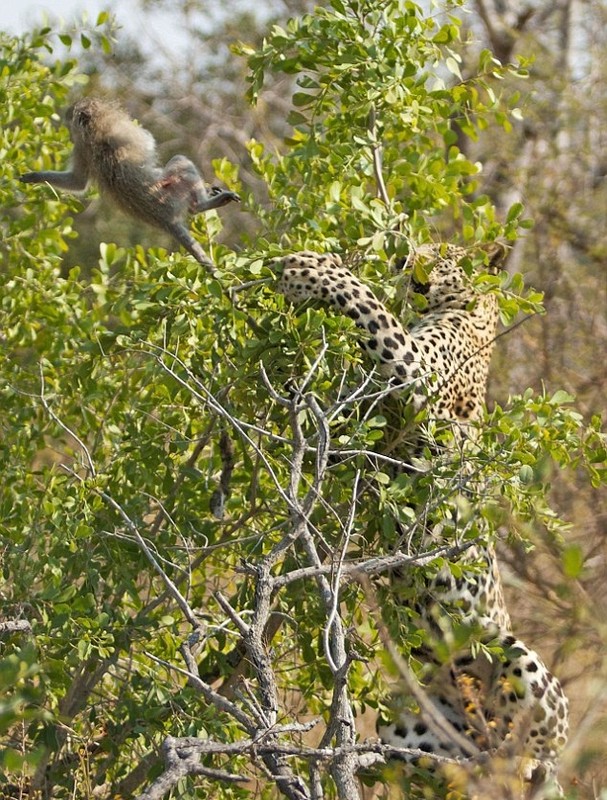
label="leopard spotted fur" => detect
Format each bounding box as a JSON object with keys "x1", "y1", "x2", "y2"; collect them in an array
[{"x1": 274, "y1": 245, "x2": 569, "y2": 789}]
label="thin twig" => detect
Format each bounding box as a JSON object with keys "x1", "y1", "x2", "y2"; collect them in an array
[
  {"x1": 214, "y1": 591, "x2": 250, "y2": 636},
  {"x1": 145, "y1": 649, "x2": 255, "y2": 731},
  {"x1": 368, "y1": 105, "x2": 390, "y2": 206},
  {"x1": 38, "y1": 365, "x2": 96, "y2": 477},
  {"x1": 359, "y1": 574, "x2": 481, "y2": 759}
]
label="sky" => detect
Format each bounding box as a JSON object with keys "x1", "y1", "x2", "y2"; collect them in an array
[
  {"x1": 0, "y1": 1, "x2": 197, "y2": 60},
  {"x1": 0, "y1": 0, "x2": 262, "y2": 58},
  {"x1": 1, "y1": 1, "x2": 118, "y2": 33}
]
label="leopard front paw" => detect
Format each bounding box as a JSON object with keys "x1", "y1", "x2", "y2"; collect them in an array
[{"x1": 275, "y1": 251, "x2": 343, "y2": 303}]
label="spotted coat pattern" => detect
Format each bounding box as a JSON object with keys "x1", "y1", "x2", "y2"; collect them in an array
[
  {"x1": 277, "y1": 245, "x2": 501, "y2": 427},
  {"x1": 275, "y1": 245, "x2": 569, "y2": 785}
]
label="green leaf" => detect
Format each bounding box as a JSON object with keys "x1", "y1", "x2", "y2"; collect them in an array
[
  {"x1": 518, "y1": 464, "x2": 534, "y2": 484},
  {"x1": 562, "y1": 544, "x2": 584, "y2": 579},
  {"x1": 506, "y1": 201, "x2": 524, "y2": 223},
  {"x1": 550, "y1": 390, "x2": 575, "y2": 405},
  {"x1": 292, "y1": 92, "x2": 314, "y2": 108},
  {"x1": 445, "y1": 56, "x2": 462, "y2": 80}
]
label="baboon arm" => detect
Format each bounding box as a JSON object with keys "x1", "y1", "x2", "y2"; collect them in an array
[{"x1": 20, "y1": 167, "x2": 89, "y2": 192}]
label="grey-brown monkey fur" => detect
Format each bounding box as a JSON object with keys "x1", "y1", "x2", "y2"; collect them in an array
[{"x1": 20, "y1": 97, "x2": 239, "y2": 269}]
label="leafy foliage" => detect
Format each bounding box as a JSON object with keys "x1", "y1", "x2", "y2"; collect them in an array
[{"x1": 239, "y1": 0, "x2": 530, "y2": 255}]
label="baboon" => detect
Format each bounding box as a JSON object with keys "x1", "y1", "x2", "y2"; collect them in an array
[{"x1": 21, "y1": 97, "x2": 240, "y2": 269}]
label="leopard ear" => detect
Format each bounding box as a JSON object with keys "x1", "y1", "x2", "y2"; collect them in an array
[{"x1": 479, "y1": 241, "x2": 509, "y2": 270}]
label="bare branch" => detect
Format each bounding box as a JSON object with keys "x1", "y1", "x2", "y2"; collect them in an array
[
  {"x1": 268, "y1": 539, "x2": 479, "y2": 589},
  {"x1": 136, "y1": 737, "x2": 248, "y2": 800},
  {"x1": 138, "y1": 728, "x2": 474, "y2": 800},
  {"x1": 287, "y1": 395, "x2": 361, "y2": 799},
  {"x1": 0, "y1": 620, "x2": 32, "y2": 635},
  {"x1": 162, "y1": 733, "x2": 459, "y2": 763},
  {"x1": 323, "y1": 468, "x2": 360, "y2": 673}
]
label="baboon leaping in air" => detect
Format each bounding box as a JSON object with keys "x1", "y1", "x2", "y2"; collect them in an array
[{"x1": 21, "y1": 97, "x2": 240, "y2": 270}]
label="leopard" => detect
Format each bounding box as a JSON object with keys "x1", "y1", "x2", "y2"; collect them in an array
[
  {"x1": 276, "y1": 243, "x2": 505, "y2": 430},
  {"x1": 273, "y1": 244, "x2": 569, "y2": 792}
]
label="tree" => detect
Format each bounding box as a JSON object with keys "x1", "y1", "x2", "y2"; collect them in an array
[{"x1": 1, "y1": 2, "x2": 605, "y2": 799}]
